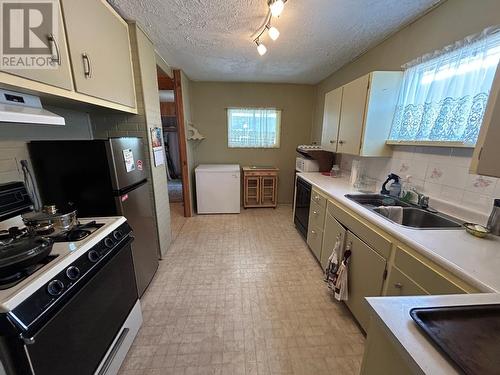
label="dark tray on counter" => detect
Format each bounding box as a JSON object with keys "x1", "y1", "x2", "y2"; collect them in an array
[{"x1": 410, "y1": 304, "x2": 500, "y2": 375}]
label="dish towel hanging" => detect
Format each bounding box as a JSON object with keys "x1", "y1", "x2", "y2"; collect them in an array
[
  {"x1": 324, "y1": 237, "x2": 341, "y2": 286},
  {"x1": 324, "y1": 238, "x2": 351, "y2": 301},
  {"x1": 334, "y1": 249, "x2": 351, "y2": 302}
]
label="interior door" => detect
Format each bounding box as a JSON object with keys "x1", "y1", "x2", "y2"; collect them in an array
[
  {"x1": 338, "y1": 74, "x2": 370, "y2": 155},
  {"x1": 1, "y1": 0, "x2": 73, "y2": 90},
  {"x1": 321, "y1": 87, "x2": 343, "y2": 152},
  {"x1": 60, "y1": 0, "x2": 136, "y2": 107},
  {"x1": 320, "y1": 212, "x2": 346, "y2": 270},
  {"x1": 344, "y1": 231, "x2": 386, "y2": 331}
]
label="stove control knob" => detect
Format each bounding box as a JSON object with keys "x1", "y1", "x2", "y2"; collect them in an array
[
  {"x1": 88, "y1": 250, "x2": 100, "y2": 262},
  {"x1": 113, "y1": 230, "x2": 123, "y2": 241},
  {"x1": 47, "y1": 280, "x2": 64, "y2": 296},
  {"x1": 66, "y1": 266, "x2": 80, "y2": 281},
  {"x1": 104, "y1": 238, "x2": 114, "y2": 249}
]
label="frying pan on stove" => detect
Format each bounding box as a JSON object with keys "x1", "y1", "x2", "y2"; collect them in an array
[{"x1": 0, "y1": 237, "x2": 53, "y2": 278}]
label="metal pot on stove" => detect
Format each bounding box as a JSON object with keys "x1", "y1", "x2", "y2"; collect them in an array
[{"x1": 22, "y1": 204, "x2": 78, "y2": 234}]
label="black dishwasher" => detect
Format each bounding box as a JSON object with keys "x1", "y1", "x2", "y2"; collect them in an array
[{"x1": 294, "y1": 177, "x2": 311, "y2": 238}]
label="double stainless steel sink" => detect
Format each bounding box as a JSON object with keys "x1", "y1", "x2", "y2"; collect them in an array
[{"x1": 345, "y1": 194, "x2": 463, "y2": 229}]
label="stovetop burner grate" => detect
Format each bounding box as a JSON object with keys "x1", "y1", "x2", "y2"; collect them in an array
[{"x1": 0, "y1": 255, "x2": 59, "y2": 290}]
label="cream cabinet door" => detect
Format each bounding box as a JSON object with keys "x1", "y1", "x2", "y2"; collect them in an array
[
  {"x1": 321, "y1": 87, "x2": 343, "y2": 152},
  {"x1": 471, "y1": 64, "x2": 500, "y2": 177},
  {"x1": 1, "y1": 1, "x2": 73, "y2": 90},
  {"x1": 337, "y1": 74, "x2": 369, "y2": 155},
  {"x1": 344, "y1": 231, "x2": 386, "y2": 331},
  {"x1": 320, "y1": 212, "x2": 346, "y2": 271},
  {"x1": 60, "y1": 0, "x2": 136, "y2": 107}
]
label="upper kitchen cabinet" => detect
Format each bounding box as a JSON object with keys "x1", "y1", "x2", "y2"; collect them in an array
[
  {"x1": 60, "y1": 0, "x2": 136, "y2": 108},
  {"x1": 321, "y1": 87, "x2": 343, "y2": 152},
  {"x1": 470, "y1": 64, "x2": 500, "y2": 178},
  {"x1": 321, "y1": 71, "x2": 402, "y2": 156},
  {"x1": 0, "y1": 1, "x2": 73, "y2": 91}
]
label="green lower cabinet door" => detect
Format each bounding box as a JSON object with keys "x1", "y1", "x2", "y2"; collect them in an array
[{"x1": 344, "y1": 231, "x2": 387, "y2": 331}]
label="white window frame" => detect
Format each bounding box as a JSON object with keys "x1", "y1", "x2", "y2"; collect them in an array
[{"x1": 227, "y1": 107, "x2": 282, "y2": 149}]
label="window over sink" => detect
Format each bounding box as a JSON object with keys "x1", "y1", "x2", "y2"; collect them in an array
[
  {"x1": 227, "y1": 108, "x2": 281, "y2": 148},
  {"x1": 388, "y1": 27, "x2": 500, "y2": 146}
]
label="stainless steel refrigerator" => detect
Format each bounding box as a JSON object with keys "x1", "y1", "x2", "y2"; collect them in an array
[{"x1": 28, "y1": 137, "x2": 159, "y2": 297}]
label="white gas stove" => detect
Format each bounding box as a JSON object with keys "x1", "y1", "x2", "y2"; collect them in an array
[
  {"x1": 0, "y1": 182, "x2": 142, "y2": 375},
  {"x1": 0, "y1": 216, "x2": 126, "y2": 313}
]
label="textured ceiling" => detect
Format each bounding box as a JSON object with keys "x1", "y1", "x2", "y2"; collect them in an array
[{"x1": 109, "y1": 0, "x2": 441, "y2": 84}]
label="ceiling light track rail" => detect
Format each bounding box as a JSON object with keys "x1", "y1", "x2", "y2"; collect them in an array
[{"x1": 252, "y1": 0, "x2": 287, "y2": 56}]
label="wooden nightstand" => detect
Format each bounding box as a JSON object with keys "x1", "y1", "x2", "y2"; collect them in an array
[{"x1": 242, "y1": 166, "x2": 279, "y2": 208}]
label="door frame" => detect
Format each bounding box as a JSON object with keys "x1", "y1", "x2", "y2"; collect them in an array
[{"x1": 172, "y1": 69, "x2": 192, "y2": 217}]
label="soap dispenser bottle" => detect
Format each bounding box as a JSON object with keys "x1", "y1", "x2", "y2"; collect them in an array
[{"x1": 381, "y1": 173, "x2": 401, "y2": 197}]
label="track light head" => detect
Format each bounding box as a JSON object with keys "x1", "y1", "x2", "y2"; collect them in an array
[
  {"x1": 255, "y1": 40, "x2": 267, "y2": 56},
  {"x1": 269, "y1": 0, "x2": 285, "y2": 17}
]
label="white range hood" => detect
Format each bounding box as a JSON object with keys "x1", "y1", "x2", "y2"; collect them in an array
[{"x1": 0, "y1": 89, "x2": 65, "y2": 126}]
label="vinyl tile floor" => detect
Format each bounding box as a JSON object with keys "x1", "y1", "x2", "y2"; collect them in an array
[{"x1": 119, "y1": 205, "x2": 365, "y2": 375}]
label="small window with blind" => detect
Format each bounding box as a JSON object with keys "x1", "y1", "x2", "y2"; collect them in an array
[{"x1": 227, "y1": 108, "x2": 281, "y2": 148}]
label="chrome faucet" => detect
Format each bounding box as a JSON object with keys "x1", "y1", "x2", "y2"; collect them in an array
[{"x1": 417, "y1": 194, "x2": 430, "y2": 209}]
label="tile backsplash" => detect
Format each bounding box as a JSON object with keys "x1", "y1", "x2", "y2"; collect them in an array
[{"x1": 340, "y1": 146, "x2": 499, "y2": 215}]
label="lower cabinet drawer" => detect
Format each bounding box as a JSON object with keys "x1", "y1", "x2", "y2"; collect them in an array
[
  {"x1": 386, "y1": 266, "x2": 428, "y2": 296},
  {"x1": 395, "y1": 246, "x2": 466, "y2": 295},
  {"x1": 307, "y1": 226, "x2": 323, "y2": 261},
  {"x1": 308, "y1": 200, "x2": 326, "y2": 229}
]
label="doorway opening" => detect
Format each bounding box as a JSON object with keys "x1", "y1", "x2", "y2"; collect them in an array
[{"x1": 157, "y1": 67, "x2": 191, "y2": 239}]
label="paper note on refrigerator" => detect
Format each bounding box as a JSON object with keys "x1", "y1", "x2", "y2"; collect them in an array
[{"x1": 123, "y1": 148, "x2": 135, "y2": 172}]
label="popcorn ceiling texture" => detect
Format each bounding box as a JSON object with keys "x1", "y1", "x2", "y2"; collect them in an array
[{"x1": 108, "y1": 0, "x2": 440, "y2": 83}]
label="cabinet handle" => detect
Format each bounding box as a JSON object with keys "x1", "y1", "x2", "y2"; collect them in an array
[
  {"x1": 314, "y1": 195, "x2": 319, "y2": 201},
  {"x1": 329, "y1": 139, "x2": 336, "y2": 144},
  {"x1": 313, "y1": 210, "x2": 318, "y2": 215},
  {"x1": 48, "y1": 34, "x2": 61, "y2": 65},
  {"x1": 82, "y1": 53, "x2": 92, "y2": 79},
  {"x1": 394, "y1": 282, "x2": 403, "y2": 289},
  {"x1": 338, "y1": 140, "x2": 345, "y2": 145},
  {"x1": 311, "y1": 230, "x2": 316, "y2": 235}
]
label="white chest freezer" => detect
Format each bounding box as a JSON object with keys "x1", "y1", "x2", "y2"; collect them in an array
[{"x1": 195, "y1": 164, "x2": 241, "y2": 214}]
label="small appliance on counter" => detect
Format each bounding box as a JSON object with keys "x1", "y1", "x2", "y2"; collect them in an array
[
  {"x1": 0, "y1": 181, "x2": 141, "y2": 375},
  {"x1": 296, "y1": 145, "x2": 335, "y2": 173}
]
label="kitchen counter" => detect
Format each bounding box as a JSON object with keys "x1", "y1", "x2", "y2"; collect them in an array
[
  {"x1": 366, "y1": 293, "x2": 500, "y2": 374},
  {"x1": 298, "y1": 172, "x2": 500, "y2": 374},
  {"x1": 297, "y1": 172, "x2": 500, "y2": 293}
]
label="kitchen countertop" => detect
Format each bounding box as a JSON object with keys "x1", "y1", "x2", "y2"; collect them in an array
[
  {"x1": 298, "y1": 172, "x2": 500, "y2": 374},
  {"x1": 297, "y1": 172, "x2": 500, "y2": 293},
  {"x1": 366, "y1": 293, "x2": 500, "y2": 375}
]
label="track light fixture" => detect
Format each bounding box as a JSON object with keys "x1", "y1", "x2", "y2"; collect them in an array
[{"x1": 252, "y1": 0, "x2": 288, "y2": 56}]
